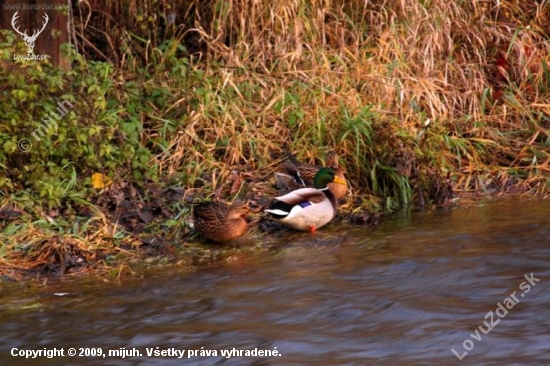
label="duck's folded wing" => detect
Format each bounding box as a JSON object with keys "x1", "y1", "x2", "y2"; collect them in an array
[
  {"x1": 281, "y1": 162, "x2": 307, "y2": 185},
  {"x1": 275, "y1": 188, "x2": 326, "y2": 205},
  {"x1": 194, "y1": 202, "x2": 227, "y2": 221}
]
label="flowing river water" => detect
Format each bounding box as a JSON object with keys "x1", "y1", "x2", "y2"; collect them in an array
[{"x1": 1, "y1": 198, "x2": 549, "y2": 365}]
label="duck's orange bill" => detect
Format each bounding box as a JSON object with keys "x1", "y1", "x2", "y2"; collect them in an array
[{"x1": 332, "y1": 176, "x2": 346, "y2": 185}]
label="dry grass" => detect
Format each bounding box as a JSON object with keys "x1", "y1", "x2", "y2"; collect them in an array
[
  {"x1": 0, "y1": 201, "x2": 142, "y2": 276},
  {"x1": 68, "y1": 0, "x2": 550, "y2": 205}
]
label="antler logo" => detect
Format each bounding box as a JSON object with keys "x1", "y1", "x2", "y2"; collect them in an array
[{"x1": 11, "y1": 11, "x2": 49, "y2": 54}]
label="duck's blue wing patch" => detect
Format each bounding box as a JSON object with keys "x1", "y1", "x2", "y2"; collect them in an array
[{"x1": 298, "y1": 201, "x2": 312, "y2": 208}]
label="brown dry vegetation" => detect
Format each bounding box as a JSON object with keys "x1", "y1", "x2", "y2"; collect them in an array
[
  {"x1": 75, "y1": 0, "x2": 550, "y2": 196},
  {"x1": 1, "y1": 0, "x2": 550, "y2": 278}
]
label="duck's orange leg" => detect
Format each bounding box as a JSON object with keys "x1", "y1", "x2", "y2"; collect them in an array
[{"x1": 309, "y1": 224, "x2": 316, "y2": 235}]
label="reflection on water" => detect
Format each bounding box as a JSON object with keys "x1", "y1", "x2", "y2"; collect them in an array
[{"x1": 1, "y1": 198, "x2": 549, "y2": 365}]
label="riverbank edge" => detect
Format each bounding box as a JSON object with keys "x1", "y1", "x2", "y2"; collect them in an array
[{"x1": 0, "y1": 191, "x2": 546, "y2": 282}]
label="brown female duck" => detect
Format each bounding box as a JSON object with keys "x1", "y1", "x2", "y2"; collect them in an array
[{"x1": 193, "y1": 201, "x2": 250, "y2": 243}]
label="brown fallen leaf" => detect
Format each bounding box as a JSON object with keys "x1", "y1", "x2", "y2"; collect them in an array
[{"x1": 229, "y1": 170, "x2": 243, "y2": 195}]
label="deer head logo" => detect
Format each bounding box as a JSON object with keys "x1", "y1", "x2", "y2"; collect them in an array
[{"x1": 11, "y1": 11, "x2": 49, "y2": 54}]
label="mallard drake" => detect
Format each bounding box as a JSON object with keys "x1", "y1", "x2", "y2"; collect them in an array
[
  {"x1": 282, "y1": 150, "x2": 348, "y2": 200},
  {"x1": 193, "y1": 201, "x2": 250, "y2": 243},
  {"x1": 265, "y1": 167, "x2": 346, "y2": 234}
]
